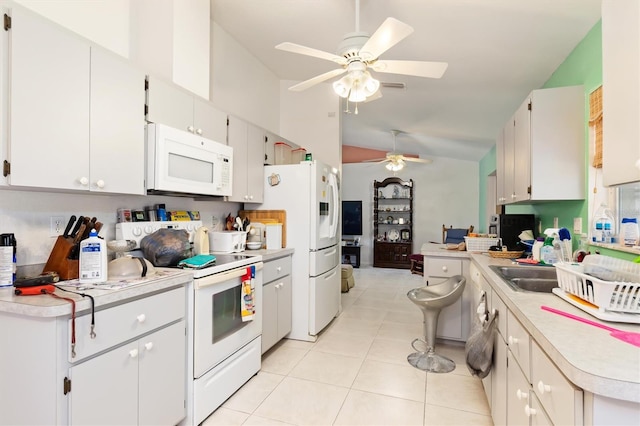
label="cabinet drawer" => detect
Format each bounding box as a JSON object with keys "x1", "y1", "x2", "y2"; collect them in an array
[
  {"x1": 507, "y1": 310, "x2": 530, "y2": 382},
  {"x1": 71, "y1": 287, "x2": 185, "y2": 362},
  {"x1": 426, "y1": 258, "x2": 461, "y2": 278},
  {"x1": 263, "y1": 256, "x2": 291, "y2": 284},
  {"x1": 531, "y1": 341, "x2": 583, "y2": 426}
]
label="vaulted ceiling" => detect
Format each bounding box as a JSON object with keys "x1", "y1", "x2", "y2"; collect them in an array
[{"x1": 211, "y1": 0, "x2": 601, "y2": 162}]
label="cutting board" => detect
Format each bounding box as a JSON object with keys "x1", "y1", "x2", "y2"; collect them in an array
[{"x1": 239, "y1": 210, "x2": 286, "y2": 247}]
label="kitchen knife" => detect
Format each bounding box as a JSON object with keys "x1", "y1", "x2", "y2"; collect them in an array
[
  {"x1": 74, "y1": 224, "x2": 86, "y2": 244},
  {"x1": 69, "y1": 216, "x2": 84, "y2": 239},
  {"x1": 94, "y1": 221, "x2": 103, "y2": 234},
  {"x1": 63, "y1": 215, "x2": 76, "y2": 238}
]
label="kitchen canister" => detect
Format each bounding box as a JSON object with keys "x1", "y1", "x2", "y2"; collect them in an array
[
  {"x1": 265, "y1": 224, "x2": 283, "y2": 249},
  {"x1": 0, "y1": 233, "x2": 17, "y2": 287}
]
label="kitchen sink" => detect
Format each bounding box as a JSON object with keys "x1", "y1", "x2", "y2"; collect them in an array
[{"x1": 489, "y1": 265, "x2": 559, "y2": 293}]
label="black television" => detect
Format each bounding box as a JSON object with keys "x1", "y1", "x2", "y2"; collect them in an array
[{"x1": 342, "y1": 200, "x2": 363, "y2": 236}]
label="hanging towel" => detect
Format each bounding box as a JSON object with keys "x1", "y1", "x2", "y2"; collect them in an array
[{"x1": 241, "y1": 265, "x2": 256, "y2": 322}]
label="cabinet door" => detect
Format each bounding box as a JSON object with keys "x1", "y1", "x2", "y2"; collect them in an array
[
  {"x1": 496, "y1": 128, "x2": 506, "y2": 205},
  {"x1": 194, "y1": 97, "x2": 227, "y2": 143},
  {"x1": 90, "y1": 47, "x2": 145, "y2": 195},
  {"x1": 246, "y1": 123, "x2": 265, "y2": 203},
  {"x1": 503, "y1": 117, "x2": 515, "y2": 204},
  {"x1": 491, "y1": 334, "x2": 508, "y2": 426},
  {"x1": 513, "y1": 98, "x2": 531, "y2": 202},
  {"x1": 227, "y1": 116, "x2": 249, "y2": 202},
  {"x1": 261, "y1": 281, "x2": 278, "y2": 353},
  {"x1": 602, "y1": 0, "x2": 640, "y2": 185},
  {"x1": 69, "y1": 343, "x2": 138, "y2": 425},
  {"x1": 146, "y1": 75, "x2": 194, "y2": 132},
  {"x1": 277, "y1": 274, "x2": 293, "y2": 340},
  {"x1": 139, "y1": 321, "x2": 186, "y2": 426},
  {"x1": 507, "y1": 350, "x2": 530, "y2": 426},
  {"x1": 9, "y1": 6, "x2": 90, "y2": 190}
]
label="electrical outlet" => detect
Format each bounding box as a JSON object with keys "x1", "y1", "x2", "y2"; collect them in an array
[{"x1": 50, "y1": 216, "x2": 65, "y2": 237}]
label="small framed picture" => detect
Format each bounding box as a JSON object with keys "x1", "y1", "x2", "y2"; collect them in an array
[{"x1": 132, "y1": 210, "x2": 148, "y2": 222}]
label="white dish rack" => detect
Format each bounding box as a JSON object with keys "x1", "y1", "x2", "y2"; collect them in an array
[{"x1": 553, "y1": 255, "x2": 640, "y2": 324}]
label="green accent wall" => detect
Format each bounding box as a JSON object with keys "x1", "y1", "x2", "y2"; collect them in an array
[{"x1": 479, "y1": 21, "x2": 605, "y2": 252}]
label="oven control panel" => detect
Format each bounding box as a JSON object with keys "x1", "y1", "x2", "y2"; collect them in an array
[{"x1": 116, "y1": 220, "x2": 203, "y2": 248}]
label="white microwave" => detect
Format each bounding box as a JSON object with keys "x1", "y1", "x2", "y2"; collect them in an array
[{"x1": 146, "y1": 123, "x2": 233, "y2": 197}]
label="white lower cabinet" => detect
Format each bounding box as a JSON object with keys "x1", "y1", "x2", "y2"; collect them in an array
[
  {"x1": 70, "y1": 320, "x2": 185, "y2": 425},
  {"x1": 423, "y1": 255, "x2": 471, "y2": 341},
  {"x1": 507, "y1": 349, "x2": 530, "y2": 426},
  {"x1": 262, "y1": 255, "x2": 293, "y2": 353},
  {"x1": 491, "y1": 292, "x2": 508, "y2": 426},
  {"x1": 69, "y1": 287, "x2": 186, "y2": 425}
]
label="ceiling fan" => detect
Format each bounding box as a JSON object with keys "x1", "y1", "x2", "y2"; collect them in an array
[
  {"x1": 276, "y1": 0, "x2": 448, "y2": 104},
  {"x1": 365, "y1": 130, "x2": 433, "y2": 171}
]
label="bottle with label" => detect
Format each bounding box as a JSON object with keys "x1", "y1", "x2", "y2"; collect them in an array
[
  {"x1": 621, "y1": 218, "x2": 639, "y2": 246},
  {"x1": 532, "y1": 237, "x2": 545, "y2": 262},
  {"x1": 0, "y1": 233, "x2": 16, "y2": 287},
  {"x1": 539, "y1": 237, "x2": 558, "y2": 265},
  {"x1": 79, "y1": 230, "x2": 108, "y2": 284},
  {"x1": 592, "y1": 203, "x2": 615, "y2": 244}
]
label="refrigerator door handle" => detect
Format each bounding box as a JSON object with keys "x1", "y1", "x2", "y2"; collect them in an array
[{"x1": 328, "y1": 173, "x2": 340, "y2": 239}]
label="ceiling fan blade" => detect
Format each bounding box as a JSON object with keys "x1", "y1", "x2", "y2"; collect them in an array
[
  {"x1": 372, "y1": 60, "x2": 448, "y2": 78},
  {"x1": 288, "y1": 68, "x2": 347, "y2": 92},
  {"x1": 403, "y1": 156, "x2": 433, "y2": 164},
  {"x1": 358, "y1": 17, "x2": 414, "y2": 61},
  {"x1": 276, "y1": 42, "x2": 346, "y2": 65},
  {"x1": 362, "y1": 157, "x2": 388, "y2": 163}
]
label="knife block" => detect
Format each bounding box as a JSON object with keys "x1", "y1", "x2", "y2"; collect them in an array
[{"x1": 43, "y1": 236, "x2": 78, "y2": 280}]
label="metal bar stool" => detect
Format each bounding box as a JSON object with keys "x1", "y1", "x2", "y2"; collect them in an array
[{"x1": 407, "y1": 275, "x2": 466, "y2": 373}]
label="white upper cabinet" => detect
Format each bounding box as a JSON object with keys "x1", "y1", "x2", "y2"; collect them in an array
[
  {"x1": 8, "y1": 5, "x2": 90, "y2": 191},
  {"x1": 6, "y1": 5, "x2": 145, "y2": 194},
  {"x1": 602, "y1": 0, "x2": 640, "y2": 186},
  {"x1": 146, "y1": 75, "x2": 227, "y2": 143},
  {"x1": 90, "y1": 48, "x2": 146, "y2": 195},
  {"x1": 497, "y1": 86, "x2": 585, "y2": 204},
  {"x1": 227, "y1": 115, "x2": 264, "y2": 203}
]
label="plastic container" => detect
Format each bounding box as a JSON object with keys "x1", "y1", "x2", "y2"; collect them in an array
[
  {"x1": 621, "y1": 218, "x2": 639, "y2": 246},
  {"x1": 532, "y1": 237, "x2": 544, "y2": 261},
  {"x1": 592, "y1": 203, "x2": 615, "y2": 244},
  {"x1": 79, "y1": 229, "x2": 108, "y2": 284},
  {"x1": 291, "y1": 148, "x2": 307, "y2": 164},
  {"x1": 539, "y1": 237, "x2": 558, "y2": 265},
  {"x1": 464, "y1": 236, "x2": 500, "y2": 252},
  {"x1": 274, "y1": 142, "x2": 292, "y2": 165}
]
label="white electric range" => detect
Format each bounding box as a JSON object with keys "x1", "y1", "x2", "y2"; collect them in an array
[{"x1": 116, "y1": 221, "x2": 264, "y2": 425}]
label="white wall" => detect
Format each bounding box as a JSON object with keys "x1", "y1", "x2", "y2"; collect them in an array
[
  {"x1": 279, "y1": 80, "x2": 341, "y2": 169},
  {"x1": 342, "y1": 159, "x2": 479, "y2": 266},
  {"x1": 210, "y1": 22, "x2": 280, "y2": 133}
]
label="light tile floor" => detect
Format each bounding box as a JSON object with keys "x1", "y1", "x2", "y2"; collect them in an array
[{"x1": 203, "y1": 266, "x2": 494, "y2": 426}]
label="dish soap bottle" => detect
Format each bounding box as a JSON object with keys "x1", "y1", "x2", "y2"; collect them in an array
[
  {"x1": 532, "y1": 237, "x2": 545, "y2": 262},
  {"x1": 539, "y1": 237, "x2": 558, "y2": 265},
  {"x1": 79, "y1": 229, "x2": 107, "y2": 284}
]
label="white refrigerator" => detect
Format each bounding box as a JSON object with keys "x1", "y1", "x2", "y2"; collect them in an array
[{"x1": 259, "y1": 160, "x2": 340, "y2": 341}]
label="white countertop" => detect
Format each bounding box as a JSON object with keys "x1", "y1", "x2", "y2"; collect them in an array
[
  {"x1": 421, "y1": 242, "x2": 471, "y2": 258},
  {"x1": 0, "y1": 270, "x2": 192, "y2": 318},
  {"x1": 473, "y1": 253, "x2": 640, "y2": 403},
  {"x1": 243, "y1": 247, "x2": 294, "y2": 262}
]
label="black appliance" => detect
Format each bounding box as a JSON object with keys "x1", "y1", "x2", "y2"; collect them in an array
[
  {"x1": 341, "y1": 200, "x2": 363, "y2": 236},
  {"x1": 491, "y1": 214, "x2": 535, "y2": 250}
]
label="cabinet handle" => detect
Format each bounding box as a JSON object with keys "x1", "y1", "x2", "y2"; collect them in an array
[
  {"x1": 508, "y1": 335, "x2": 519, "y2": 345},
  {"x1": 244, "y1": 195, "x2": 249, "y2": 200},
  {"x1": 196, "y1": 128, "x2": 203, "y2": 135},
  {"x1": 95, "y1": 179, "x2": 105, "y2": 189},
  {"x1": 442, "y1": 266, "x2": 448, "y2": 272},
  {"x1": 137, "y1": 314, "x2": 146, "y2": 323},
  {"x1": 144, "y1": 342, "x2": 154, "y2": 351},
  {"x1": 79, "y1": 176, "x2": 89, "y2": 186},
  {"x1": 276, "y1": 266, "x2": 282, "y2": 272},
  {"x1": 187, "y1": 125, "x2": 195, "y2": 133},
  {"x1": 129, "y1": 349, "x2": 139, "y2": 358},
  {"x1": 537, "y1": 380, "x2": 551, "y2": 394},
  {"x1": 248, "y1": 195, "x2": 253, "y2": 200},
  {"x1": 524, "y1": 405, "x2": 537, "y2": 417},
  {"x1": 516, "y1": 389, "x2": 527, "y2": 400}
]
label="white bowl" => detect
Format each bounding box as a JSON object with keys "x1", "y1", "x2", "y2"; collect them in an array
[{"x1": 246, "y1": 242, "x2": 262, "y2": 250}]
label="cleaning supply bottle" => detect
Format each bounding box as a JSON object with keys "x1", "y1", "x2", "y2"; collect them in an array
[
  {"x1": 621, "y1": 218, "x2": 639, "y2": 246},
  {"x1": 592, "y1": 203, "x2": 615, "y2": 244},
  {"x1": 539, "y1": 237, "x2": 558, "y2": 265},
  {"x1": 79, "y1": 229, "x2": 108, "y2": 284},
  {"x1": 532, "y1": 237, "x2": 544, "y2": 262}
]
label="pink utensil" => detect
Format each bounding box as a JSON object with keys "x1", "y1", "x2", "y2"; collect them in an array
[{"x1": 541, "y1": 305, "x2": 640, "y2": 348}]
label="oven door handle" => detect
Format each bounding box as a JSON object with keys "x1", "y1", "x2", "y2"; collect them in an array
[{"x1": 194, "y1": 262, "x2": 264, "y2": 289}]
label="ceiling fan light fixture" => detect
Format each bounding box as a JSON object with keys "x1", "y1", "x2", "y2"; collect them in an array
[{"x1": 334, "y1": 67, "x2": 380, "y2": 102}]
